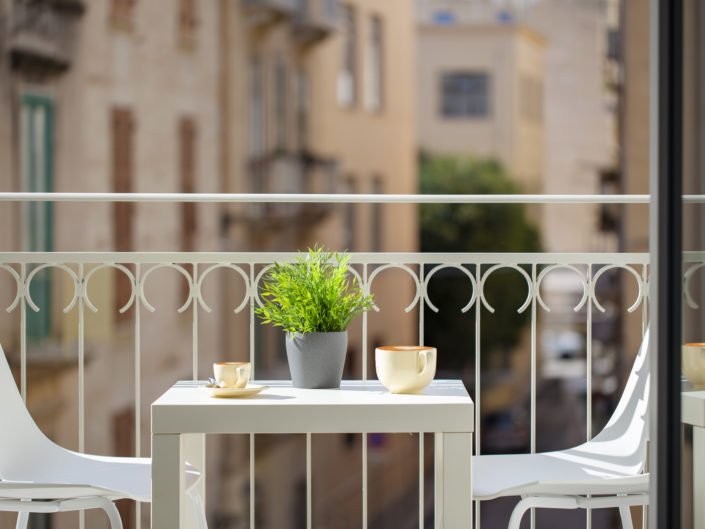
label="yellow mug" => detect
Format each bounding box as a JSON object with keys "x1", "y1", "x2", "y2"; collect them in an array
[{"x1": 375, "y1": 346, "x2": 437, "y2": 394}]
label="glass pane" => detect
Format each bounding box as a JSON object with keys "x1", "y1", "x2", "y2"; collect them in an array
[{"x1": 682, "y1": 2, "x2": 705, "y2": 529}]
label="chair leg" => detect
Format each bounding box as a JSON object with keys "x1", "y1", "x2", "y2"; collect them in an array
[
  {"x1": 96, "y1": 499, "x2": 124, "y2": 529},
  {"x1": 507, "y1": 495, "x2": 581, "y2": 529},
  {"x1": 15, "y1": 511, "x2": 29, "y2": 529},
  {"x1": 508, "y1": 498, "x2": 534, "y2": 529},
  {"x1": 619, "y1": 505, "x2": 635, "y2": 529},
  {"x1": 187, "y1": 489, "x2": 208, "y2": 529}
]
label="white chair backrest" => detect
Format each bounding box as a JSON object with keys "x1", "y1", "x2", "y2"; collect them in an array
[
  {"x1": 574, "y1": 329, "x2": 650, "y2": 472},
  {"x1": 0, "y1": 345, "x2": 59, "y2": 480}
]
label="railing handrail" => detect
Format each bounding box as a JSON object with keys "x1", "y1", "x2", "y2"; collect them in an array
[
  {"x1": 0, "y1": 251, "x2": 652, "y2": 264},
  {"x1": 0, "y1": 192, "x2": 673, "y2": 204}
]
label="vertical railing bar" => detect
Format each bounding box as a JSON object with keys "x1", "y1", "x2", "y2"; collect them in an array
[
  {"x1": 642, "y1": 264, "x2": 648, "y2": 529},
  {"x1": 530, "y1": 263, "x2": 538, "y2": 529},
  {"x1": 250, "y1": 263, "x2": 256, "y2": 378},
  {"x1": 249, "y1": 263, "x2": 256, "y2": 529},
  {"x1": 362, "y1": 263, "x2": 368, "y2": 382},
  {"x1": 20, "y1": 263, "x2": 27, "y2": 403},
  {"x1": 418, "y1": 263, "x2": 424, "y2": 529},
  {"x1": 475, "y1": 262, "x2": 482, "y2": 529},
  {"x1": 586, "y1": 264, "x2": 593, "y2": 440},
  {"x1": 192, "y1": 264, "x2": 199, "y2": 380},
  {"x1": 586, "y1": 264, "x2": 593, "y2": 529},
  {"x1": 530, "y1": 263, "x2": 537, "y2": 454},
  {"x1": 78, "y1": 262, "x2": 85, "y2": 529},
  {"x1": 250, "y1": 433, "x2": 255, "y2": 529},
  {"x1": 362, "y1": 433, "x2": 368, "y2": 529},
  {"x1": 135, "y1": 263, "x2": 142, "y2": 529},
  {"x1": 362, "y1": 262, "x2": 369, "y2": 529},
  {"x1": 306, "y1": 432, "x2": 312, "y2": 529},
  {"x1": 78, "y1": 262, "x2": 85, "y2": 452},
  {"x1": 475, "y1": 262, "x2": 482, "y2": 455},
  {"x1": 418, "y1": 433, "x2": 424, "y2": 529},
  {"x1": 643, "y1": 264, "x2": 649, "y2": 334},
  {"x1": 419, "y1": 262, "x2": 424, "y2": 346}
]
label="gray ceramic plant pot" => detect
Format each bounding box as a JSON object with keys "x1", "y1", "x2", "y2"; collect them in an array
[{"x1": 285, "y1": 331, "x2": 348, "y2": 389}]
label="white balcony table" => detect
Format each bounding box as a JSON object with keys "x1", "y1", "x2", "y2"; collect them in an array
[
  {"x1": 151, "y1": 379, "x2": 474, "y2": 529},
  {"x1": 683, "y1": 384, "x2": 705, "y2": 529}
]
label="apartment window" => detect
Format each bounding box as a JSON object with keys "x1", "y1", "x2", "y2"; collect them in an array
[
  {"x1": 296, "y1": 69, "x2": 309, "y2": 151},
  {"x1": 441, "y1": 72, "x2": 490, "y2": 118},
  {"x1": 338, "y1": 4, "x2": 357, "y2": 107},
  {"x1": 370, "y1": 176, "x2": 383, "y2": 252},
  {"x1": 20, "y1": 94, "x2": 54, "y2": 342},
  {"x1": 344, "y1": 177, "x2": 357, "y2": 251},
  {"x1": 178, "y1": 0, "x2": 197, "y2": 44},
  {"x1": 111, "y1": 107, "x2": 135, "y2": 321},
  {"x1": 111, "y1": 0, "x2": 136, "y2": 26},
  {"x1": 249, "y1": 56, "x2": 265, "y2": 157},
  {"x1": 520, "y1": 75, "x2": 543, "y2": 122},
  {"x1": 179, "y1": 117, "x2": 197, "y2": 300},
  {"x1": 179, "y1": 117, "x2": 197, "y2": 251},
  {"x1": 598, "y1": 170, "x2": 620, "y2": 233},
  {"x1": 365, "y1": 15, "x2": 384, "y2": 112},
  {"x1": 275, "y1": 58, "x2": 288, "y2": 152}
]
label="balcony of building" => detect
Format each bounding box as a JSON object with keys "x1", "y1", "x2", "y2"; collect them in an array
[
  {"x1": 224, "y1": 152, "x2": 340, "y2": 232},
  {"x1": 242, "y1": 0, "x2": 298, "y2": 29},
  {"x1": 291, "y1": 0, "x2": 338, "y2": 46},
  {"x1": 7, "y1": 0, "x2": 84, "y2": 77}
]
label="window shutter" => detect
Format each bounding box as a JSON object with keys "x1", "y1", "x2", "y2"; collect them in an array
[
  {"x1": 111, "y1": 107, "x2": 135, "y2": 321},
  {"x1": 179, "y1": 117, "x2": 197, "y2": 301}
]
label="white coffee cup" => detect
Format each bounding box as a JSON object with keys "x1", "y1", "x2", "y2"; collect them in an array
[
  {"x1": 375, "y1": 346, "x2": 437, "y2": 394},
  {"x1": 213, "y1": 362, "x2": 251, "y2": 389}
]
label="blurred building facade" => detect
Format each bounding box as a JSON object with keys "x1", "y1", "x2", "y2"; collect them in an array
[
  {"x1": 414, "y1": 0, "x2": 647, "y2": 488},
  {"x1": 416, "y1": 0, "x2": 621, "y2": 251},
  {"x1": 216, "y1": 0, "x2": 419, "y2": 528},
  {"x1": 416, "y1": 19, "x2": 545, "y2": 195},
  {"x1": 0, "y1": 1, "x2": 418, "y2": 528}
]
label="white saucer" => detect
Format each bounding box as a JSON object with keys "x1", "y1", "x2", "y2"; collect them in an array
[{"x1": 204, "y1": 384, "x2": 267, "y2": 398}]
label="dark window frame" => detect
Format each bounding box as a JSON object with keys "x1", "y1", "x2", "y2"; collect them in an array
[{"x1": 440, "y1": 71, "x2": 491, "y2": 119}]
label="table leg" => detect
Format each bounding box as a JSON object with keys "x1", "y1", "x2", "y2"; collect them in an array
[
  {"x1": 152, "y1": 433, "x2": 184, "y2": 529},
  {"x1": 695, "y1": 427, "x2": 705, "y2": 529},
  {"x1": 434, "y1": 432, "x2": 473, "y2": 528},
  {"x1": 182, "y1": 433, "x2": 206, "y2": 529}
]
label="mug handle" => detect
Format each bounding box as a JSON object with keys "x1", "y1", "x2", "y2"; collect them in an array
[
  {"x1": 236, "y1": 365, "x2": 248, "y2": 387},
  {"x1": 417, "y1": 349, "x2": 433, "y2": 377}
]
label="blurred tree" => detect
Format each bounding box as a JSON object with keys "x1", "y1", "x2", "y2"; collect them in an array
[{"x1": 419, "y1": 153, "x2": 542, "y2": 371}]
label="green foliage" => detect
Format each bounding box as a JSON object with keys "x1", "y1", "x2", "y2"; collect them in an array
[
  {"x1": 255, "y1": 246, "x2": 375, "y2": 334},
  {"x1": 419, "y1": 153, "x2": 542, "y2": 369}
]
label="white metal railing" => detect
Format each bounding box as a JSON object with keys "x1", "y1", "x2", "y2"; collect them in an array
[
  {"x1": 4, "y1": 192, "x2": 702, "y2": 529},
  {"x1": 1, "y1": 250, "x2": 657, "y2": 529}
]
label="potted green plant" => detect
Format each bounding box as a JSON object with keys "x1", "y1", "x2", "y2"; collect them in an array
[{"x1": 256, "y1": 246, "x2": 374, "y2": 388}]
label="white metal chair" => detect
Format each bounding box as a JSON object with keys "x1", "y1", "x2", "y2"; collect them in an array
[
  {"x1": 473, "y1": 329, "x2": 650, "y2": 529},
  {"x1": 0, "y1": 345, "x2": 208, "y2": 529}
]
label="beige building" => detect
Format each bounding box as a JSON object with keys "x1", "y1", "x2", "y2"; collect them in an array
[
  {"x1": 0, "y1": 1, "x2": 223, "y2": 528},
  {"x1": 217, "y1": 1, "x2": 420, "y2": 527},
  {"x1": 416, "y1": 0, "x2": 621, "y2": 252},
  {"x1": 0, "y1": 0, "x2": 418, "y2": 528},
  {"x1": 416, "y1": 20, "x2": 546, "y2": 194}
]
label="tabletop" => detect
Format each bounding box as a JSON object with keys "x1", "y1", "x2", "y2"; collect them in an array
[
  {"x1": 152, "y1": 379, "x2": 474, "y2": 435},
  {"x1": 683, "y1": 383, "x2": 705, "y2": 428}
]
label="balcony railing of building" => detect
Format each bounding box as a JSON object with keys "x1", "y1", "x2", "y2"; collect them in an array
[
  {"x1": 1, "y1": 192, "x2": 704, "y2": 529},
  {"x1": 8, "y1": 0, "x2": 85, "y2": 76}
]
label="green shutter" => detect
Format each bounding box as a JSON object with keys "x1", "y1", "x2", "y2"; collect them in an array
[{"x1": 21, "y1": 94, "x2": 54, "y2": 343}]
